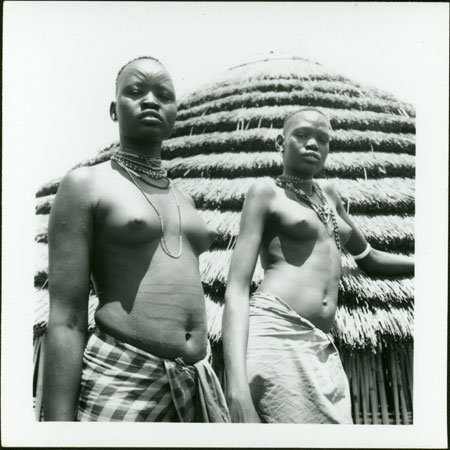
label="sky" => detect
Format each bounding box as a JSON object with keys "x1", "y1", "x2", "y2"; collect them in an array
[{"x1": 4, "y1": 2, "x2": 448, "y2": 188}]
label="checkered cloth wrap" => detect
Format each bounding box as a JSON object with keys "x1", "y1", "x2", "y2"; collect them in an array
[{"x1": 77, "y1": 328, "x2": 230, "y2": 422}]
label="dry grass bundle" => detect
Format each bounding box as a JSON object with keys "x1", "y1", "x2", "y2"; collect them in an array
[
  {"x1": 173, "y1": 105, "x2": 415, "y2": 137},
  {"x1": 163, "y1": 128, "x2": 415, "y2": 159},
  {"x1": 35, "y1": 209, "x2": 414, "y2": 254},
  {"x1": 166, "y1": 151, "x2": 415, "y2": 180},
  {"x1": 332, "y1": 304, "x2": 413, "y2": 349},
  {"x1": 186, "y1": 57, "x2": 410, "y2": 109},
  {"x1": 179, "y1": 79, "x2": 404, "y2": 111},
  {"x1": 36, "y1": 194, "x2": 55, "y2": 215},
  {"x1": 352, "y1": 214, "x2": 414, "y2": 252},
  {"x1": 201, "y1": 210, "x2": 413, "y2": 252},
  {"x1": 175, "y1": 177, "x2": 415, "y2": 214},
  {"x1": 182, "y1": 56, "x2": 347, "y2": 94},
  {"x1": 203, "y1": 291, "x2": 412, "y2": 349},
  {"x1": 33, "y1": 272, "x2": 413, "y2": 351},
  {"x1": 197, "y1": 249, "x2": 413, "y2": 306},
  {"x1": 34, "y1": 236, "x2": 414, "y2": 301},
  {"x1": 339, "y1": 266, "x2": 414, "y2": 309},
  {"x1": 177, "y1": 90, "x2": 414, "y2": 121},
  {"x1": 36, "y1": 177, "x2": 415, "y2": 216}
]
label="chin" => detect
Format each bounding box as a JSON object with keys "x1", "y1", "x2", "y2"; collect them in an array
[{"x1": 140, "y1": 129, "x2": 165, "y2": 141}]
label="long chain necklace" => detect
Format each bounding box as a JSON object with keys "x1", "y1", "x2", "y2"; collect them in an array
[
  {"x1": 110, "y1": 150, "x2": 168, "y2": 180},
  {"x1": 276, "y1": 175, "x2": 341, "y2": 252},
  {"x1": 114, "y1": 158, "x2": 183, "y2": 258}
]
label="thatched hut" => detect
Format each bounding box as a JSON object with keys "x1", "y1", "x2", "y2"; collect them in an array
[{"x1": 34, "y1": 56, "x2": 415, "y2": 424}]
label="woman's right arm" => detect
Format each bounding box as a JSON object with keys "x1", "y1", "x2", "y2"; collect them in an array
[
  {"x1": 43, "y1": 168, "x2": 97, "y2": 421},
  {"x1": 222, "y1": 181, "x2": 274, "y2": 423}
]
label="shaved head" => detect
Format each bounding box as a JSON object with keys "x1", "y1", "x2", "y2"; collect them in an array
[
  {"x1": 283, "y1": 108, "x2": 332, "y2": 134},
  {"x1": 115, "y1": 56, "x2": 164, "y2": 92}
]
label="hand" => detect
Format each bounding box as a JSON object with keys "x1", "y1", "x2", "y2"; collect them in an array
[{"x1": 227, "y1": 396, "x2": 261, "y2": 423}]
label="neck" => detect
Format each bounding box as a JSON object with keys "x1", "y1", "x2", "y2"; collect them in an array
[
  {"x1": 280, "y1": 170, "x2": 314, "y2": 195},
  {"x1": 282, "y1": 170, "x2": 314, "y2": 183},
  {"x1": 119, "y1": 135, "x2": 163, "y2": 159}
]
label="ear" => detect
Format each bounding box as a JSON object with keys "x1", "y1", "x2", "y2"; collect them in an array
[
  {"x1": 110, "y1": 102, "x2": 117, "y2": 121},
  {"x1": 275, "y1": 134, "x2": 285, "y2": 154}
]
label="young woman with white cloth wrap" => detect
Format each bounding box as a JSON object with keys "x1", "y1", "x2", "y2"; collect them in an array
[{"x1": 222, "y1": 108, "x2": 414, "y2": 424}]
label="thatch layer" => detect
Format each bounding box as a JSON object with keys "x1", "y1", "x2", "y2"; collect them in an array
[
  {"x1": 179, "y1": 57, "x2": 414, "y2": 116},
  {"x1": 34, "y1": 241, "x2": 413, "y2": 318},
  {"x1": 179, "y1": 78, "x2": 405, "y2": 111},
  {"x1": 36, "y1": 177, "x2": 414, "y2": 216},
  {"x1": 35, "y1": 150, "x2": 415, "y2": 199},
  {"x1": 177, "y1": 90, "x2": 415, "y2": 121},
  {"x1": 198, "y1": 249, "x2": 413, "y2": 306},
  {"x1": 173, "y1": 105, "x2": 416, "y2": 137},
  {"x1": 163, "y1": 128, "x2": 415, "y2": 159},
  {"x1": 175, "y1": 177, "x2": 415, "y2": 214},
  {"x1": 203, "y1": 291, "x2": 412, "y2": 349},
  {"x1": 166, "y1": 152, "x2": 415, "y2": 180},
  {"x1": 181, "y1": 56, "x2": 414, "y2": 106},
  {"x1": 33, "y1": 274, "x2": 412, "y2": 350},
  {"x1": 36, "y1": 209, "x2": 413, "y2": 252}
]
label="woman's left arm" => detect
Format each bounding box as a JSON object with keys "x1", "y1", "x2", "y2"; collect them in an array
[{"x1": 324, "y1": 184, "x2": 414, "y2": 276}]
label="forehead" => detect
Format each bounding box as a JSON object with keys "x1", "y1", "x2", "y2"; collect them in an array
[
  {"x1": 117, "y1": 59, "x2": 174, "y2": 89},
  {"x1": 285, "y1": 111, "x2": 331, "y2": 133}
]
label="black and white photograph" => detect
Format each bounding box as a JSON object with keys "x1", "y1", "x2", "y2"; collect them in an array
[{"x1": 2, "y1": 1, "x2": 448, "y2": 447}]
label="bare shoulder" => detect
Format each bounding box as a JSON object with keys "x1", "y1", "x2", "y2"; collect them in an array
[
  {"x1": 241, "y1": 178, "x2": 278, "y2": 219},
  {"x1": 320, "y1": 180, "x2": 340, "y2": 200},
  {"x1": 57, "y1": 163, "x2": 110, "y2": 205},
  {"x1": 247, "y1": 178, "x2": 277, "y2": 201}
]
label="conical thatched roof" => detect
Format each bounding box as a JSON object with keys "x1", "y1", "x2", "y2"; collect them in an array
[{"x1": 34, "y1": 56, "x2": 414, "y2": 424}]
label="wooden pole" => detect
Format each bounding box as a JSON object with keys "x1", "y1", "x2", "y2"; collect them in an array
[
  {"x1": 405, "y1": 344, "x2": 414, "y2": 405},
  {"x1": 358, "y1": 354, "x2": 369, "y2": 424},
  {"x1": 395, "y1": 349, "x2": 410, "y2": 424},
  {"x1": 399, "y1": 349, "x2": 412, "y2": 411},
  {"x1": 350, "y1": 354, "x2": 361, "y2": 424},
  {"x1": 367, "y1": 353, "x2": 379, "y2": 424},
  {"x1": 389, "y1": 347, "x2": 401, "y2": 424},
  {"x1": 376, "y1": 349, "x2": 390, "y2": 424},
  {"x1": 34, "y1": 337, "x2": 45, "y2": 421}
]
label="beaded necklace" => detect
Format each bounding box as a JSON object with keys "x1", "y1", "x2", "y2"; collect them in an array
[
  {"x1": 113, "y1": 158, "x2": 182, "y2": 259},
  {"x1": 110, "y1": 150, "x2": 168, "y2": 180},
  {"x1": 276, "y1": 175, "x2": 341, "y2": 252}
]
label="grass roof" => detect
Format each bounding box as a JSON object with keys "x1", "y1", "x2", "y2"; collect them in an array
[
  {"x1": 35, "y1": 55, "x2": 415, "y2": 353},
  {"x1": 179, "y1": 79, "x2": 403, "y2": 111},
  {"x1": 33, "y1": 55, "x2": 415, "y2": 424},
  {"x1": 173, "y1": 105, "x2": 416, "y2": 137},
  {"x1": 36, "y1": 176, "x2": 414, "y2": 216}
]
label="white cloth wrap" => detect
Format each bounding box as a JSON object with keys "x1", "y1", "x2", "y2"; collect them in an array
[{"x1": 246, "y1": 293, "x2": 353, "y2": 424}]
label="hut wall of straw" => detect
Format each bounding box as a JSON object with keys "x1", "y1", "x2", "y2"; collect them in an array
[{"x1": 34, "y1": 56, "x2": 414, "y2": 424}]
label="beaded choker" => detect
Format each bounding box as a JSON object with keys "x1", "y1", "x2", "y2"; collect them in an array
[
  {"x1": 277, "y1": 173, "x2": 314, "y2": 196},
  {"x1": 110, "y1": 150, "x2": 168, "y2": 180},
  {"x1": 275, "y1": 176, "x2": 341, "y2": 252}
]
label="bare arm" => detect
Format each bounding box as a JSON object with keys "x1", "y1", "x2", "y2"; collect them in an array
[
  {"x1": 222, "y1": 181, "x2": 275, "y2": 423},
  {"x1": 326, "y1": 184, "x2": 414, "y2": 276},
  {"x1": 43, "y1": 168, "x2": 97, "y2": 421}
]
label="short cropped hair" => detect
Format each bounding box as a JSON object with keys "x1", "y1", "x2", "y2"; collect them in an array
[
  {"x1": 283, "y1": 107, "x2": 333, "y2": 132},
  {"x1": 115, "y1": 56, "x2": 163, "y2": 89}
]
